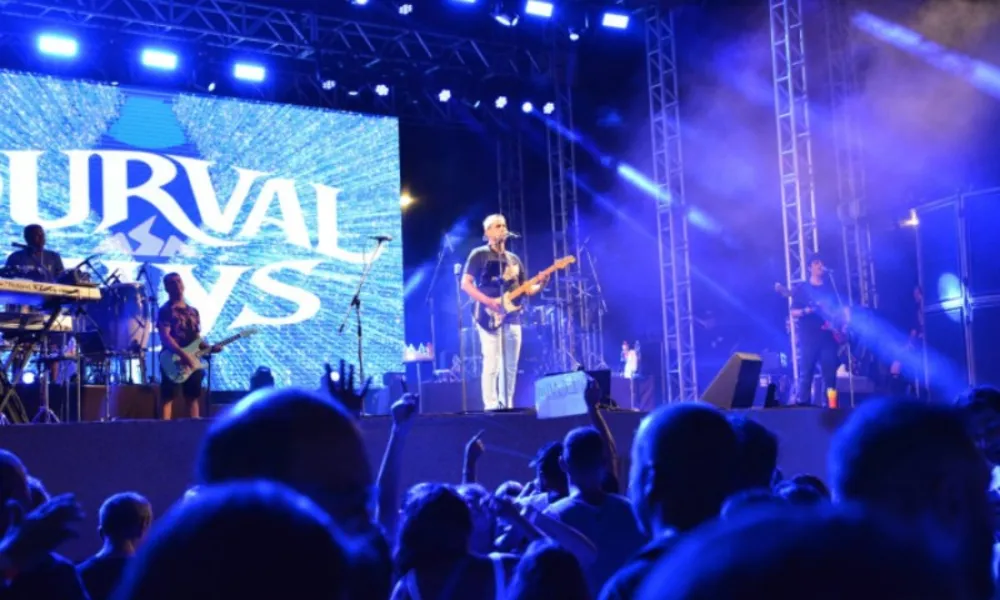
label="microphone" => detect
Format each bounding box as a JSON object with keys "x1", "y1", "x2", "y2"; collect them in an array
[
  {"x1": 504, "y1": 232, "x2": 521, "y2": 239},
  {"x1": 11, "y1": 242, "x2": 29, "y2": 250},
  {"x1": 372, "y1": 235, "x2": 393, "y2": 243}
]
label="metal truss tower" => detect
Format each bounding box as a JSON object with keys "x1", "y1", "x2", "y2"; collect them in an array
[
  {"x1": 770, "y1": 0, "x2": 820, "y2": 388},
  {"x1": 497, "y1": 132, "x2": 528, "y2": 271},
  {"x1": 646, "y1": 5, "x2": 697, "y2": 403},
  {"x1": 546, "y1": 45, "x2": 590, "y2": 372},
  {"x1": 825, "y1": 0, "x2": 876, "y2": 308}
]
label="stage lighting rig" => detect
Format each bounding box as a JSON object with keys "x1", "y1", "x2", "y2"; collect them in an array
[{"x1": 492, "y1": 0, "x2": 520, "y2": 26}]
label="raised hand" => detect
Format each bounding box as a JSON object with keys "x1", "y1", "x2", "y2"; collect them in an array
[
  {"x1": 391, "y1": 394, "x2": 418, "y2": 429},
  {"x1": 323, "y1": 359, "x2": 372, "y2": 417},
  {"x1": 465, "y1": 429, "x2": 486, "y2": 463},
  {"x1": 0, "y1": 494, "x2": 82, "y2": 571}
]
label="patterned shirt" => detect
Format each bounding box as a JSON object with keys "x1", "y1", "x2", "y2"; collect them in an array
[{"x1": 157, "y1": 302, "x2": 201, "y2": 347}]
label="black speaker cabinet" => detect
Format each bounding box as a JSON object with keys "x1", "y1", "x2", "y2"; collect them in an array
[{"x1": 702, "y1": 352, "x2": 763, "y2": 410}]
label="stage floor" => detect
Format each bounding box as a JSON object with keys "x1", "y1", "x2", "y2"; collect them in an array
[{"x1": 0, "y1": 406, "x2": 849, "y2": 561}]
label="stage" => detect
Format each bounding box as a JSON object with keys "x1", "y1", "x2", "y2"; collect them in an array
[{"x1": 0, "y1": 406, "x2": 850, "y2": 561}]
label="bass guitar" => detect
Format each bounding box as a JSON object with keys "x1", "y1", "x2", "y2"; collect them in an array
[
  {"x1": 475, "y1": 256, "x2": 576, "y2": 332},
  {"x1": 774, "y1": 282, "x2": 848, "y2": 345},
  {"x1": 161, "y1": 328, "x2": 259, "y2": 383}
]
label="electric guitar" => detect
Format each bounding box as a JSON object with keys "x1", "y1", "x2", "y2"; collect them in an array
[
  {"x1": 775, "y1": 283, "x2": 848, "y2": 345},
  {"x1": 161, "y1": 328, "x2": 259, "y2": 383},
  {"x1": 475, "y1": 256, "x2": 576, "y2": 332}
]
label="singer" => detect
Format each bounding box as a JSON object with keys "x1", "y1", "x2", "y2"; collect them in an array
[
  {"x1": 790, "y1": 254, "x2": 849, "y2": 406},
  {"x1": 461, "y1": 214, "x2": 547, "y2": 410},
  {"x1": 5, "y1": 224, "x2": 65, "y2": 282}
]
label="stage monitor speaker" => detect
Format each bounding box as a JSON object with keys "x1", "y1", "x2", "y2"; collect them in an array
[{"x1": 703, "y1": 352, "x2": 763, "y2": 410}]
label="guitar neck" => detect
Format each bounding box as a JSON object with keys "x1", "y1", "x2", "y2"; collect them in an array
[
  {"x1": 192, "y1": 333, "x2": 243, "y2": 356},
  {"x1": 507, "y1": 265, "x2": 560, "y2": 302}
]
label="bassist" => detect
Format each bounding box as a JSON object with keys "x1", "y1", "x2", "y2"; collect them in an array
[
  {"x1": 157, "y1": 272, "x2": 221, "y2": 420},
  {"x1": 461, "y1": 214, "x2": 547, "y2": 411},
  {"x1": 790, "y1": 254, "x2": 846, "y2": 406}
]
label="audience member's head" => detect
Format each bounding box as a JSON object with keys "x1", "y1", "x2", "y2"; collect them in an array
[
  {"x1": 0, "y1": 450, "x2": 30, "y2": 536},
  {"x1": 721, "y1": 488, "x2": 784, "y2": 519},
  {"x1": 457, "y1": 483, "x2": 495, "y2": 554},
  {"x1": 788, "y1": 474, "x2": 831, "y2": 500},
  {"x1": 728, "y1": 416, "x2": 779, "y2": 491},
  {"x1": 507, "y1": 540, "x2": 591, "y2": 600},
  {"x1": 636, "y1": 505, "x2": 970, "y2": 600},
  {"x1": 495, "y1": 480, "x2": 523, "y2": 500},
  {"x1": 27, "y1": 476, "x2": 49, "y2": 509},
  {"x1": 99, "y1": 492, "x2": 153, "y2": 553},
  {"x1": 114, "y1": 481, "x2": 350, "y2": 600},
  {"x1": 530, "y1": 442, "x2": 568, "y2": 497},
  {"x1": 197, "y1": 387, "x2": 373, "y2": 530},
  {"x1": 561, "y1": 427, "x2": 606, "y2": 492},
  {"x1": 830, "y1": 399, "x2": 992, "y2": 600},
  {"x1": 394, "y1": 483, "x2": 472, "y2": 574},
  {"x1": 773, "y1": 481, "x2": 826, "y2": 507},
  {"x1": 629, "y1": 402, "x2": 739, "y2": 535},
  {"x1": 955, "y1": 385, "x2": 1000, "y2": 465}
]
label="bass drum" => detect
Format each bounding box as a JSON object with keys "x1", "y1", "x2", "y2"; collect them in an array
[{"x1": 89, "y1": 283, "x2": 152, "y2": 354}]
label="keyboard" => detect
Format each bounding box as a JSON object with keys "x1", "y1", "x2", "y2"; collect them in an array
[
  {"x1": 0, "y1": 312, "x2": 75, "y2": 333},
  {"x1": 0, "y1": 278, "x2": 102, "y2": 307}
]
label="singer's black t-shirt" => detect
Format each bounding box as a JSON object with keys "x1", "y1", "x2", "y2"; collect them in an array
[
  {"x1": 463, "y1": 245, "x2": 527, "y2": 325},
  {"x1": 792, "y1": 280, "x2": 839, "y2": 341}
]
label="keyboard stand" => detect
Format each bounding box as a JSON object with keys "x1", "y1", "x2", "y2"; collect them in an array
[{"x1": 0, "y1": 307, "x2": 66, "y2": 424}]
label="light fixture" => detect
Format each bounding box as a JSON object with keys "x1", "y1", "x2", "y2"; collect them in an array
[
  {"x1": 375, "y1": 84, "x2": 389, "y2": 96},
  {"x1": 601, "y1": 11, "x2": 629, "y2": 29},
  {"x1": 438, "y1": 89, "x2": 452, "y2": 102},
  {"x1": 37, "y1": 33, "x2": 78, "y2": 58},
  {"x1": 543, "y1": 102, "x2": 555, "y2": 115},
  {"x1": 233, "y1": 63, "x2": 266, "y2": 82},
  {"x1": 140, "y1": 48, "x2": 178, "y2": 71},
  {"x1": 524, "y1": 0, "x2": 553, "y2": 18},
  {"x1": 492, "y1": 0, "x2": 520, "y2": 26},
  {"x1": 495, "y1": 96, "x2": 508, "y2": 109},
  {"x1": 521, "y1": 101, "x2": 533, "y2": 113}
]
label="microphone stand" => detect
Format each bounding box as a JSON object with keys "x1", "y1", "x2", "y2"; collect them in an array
[
  {"x1": 827, "y1": 270, "x2": 854, "y2": 408},
  {"x1": 454, "y1": 263, "x2": 467, "y2": 412},
  {"x1": 338, "y1": 239, "x2": 386, "y2": 393},
  {"x1": 582, "y1": 245, "x2": 609, "y2": 369},
  {"x1": 423, "y1": 235, "x2": 453, "y2": 370}
]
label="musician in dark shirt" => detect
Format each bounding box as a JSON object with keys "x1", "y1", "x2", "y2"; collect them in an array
[
  {"x1": 5, "y1": 224, "x2": 65, "y2": 281},
  {"x1": 157, "y1": 273, "x2": 220, "y2": 420},
  {"x1": 460, "y1": 214, "x2": 546, "y2": 410},
  {"x1": 790, "y1": 254, "x2": 846, "y2": 405}
]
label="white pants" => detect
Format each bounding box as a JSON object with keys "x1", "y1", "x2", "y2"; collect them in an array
[{"x1": 478, "y1": 324, "x2": 522, "y2": 410}]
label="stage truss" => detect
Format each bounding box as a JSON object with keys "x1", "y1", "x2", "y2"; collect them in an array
[
  {"x1": 824, "y1": 0, "x2": 876, "y2": 309},
  {"x1": 645, "y1": 5, "x2": 697, "y2": 403},
  {"x1": 770, "y1": 0, "x2": 819, "y2": 391},
  {"x1": 0, "y1": 0, "x2": 551, "y2": 129},
  {"x1": 497, "y1": 130, "x2": 528, "y2": 270}
]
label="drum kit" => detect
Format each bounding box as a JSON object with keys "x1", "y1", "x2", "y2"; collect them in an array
[{"x1": 0, "y1": 261, "x2": 153, "y2": 423}]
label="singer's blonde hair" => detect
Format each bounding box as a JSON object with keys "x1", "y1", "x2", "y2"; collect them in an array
[{"x1": 482, "y1": 214, "x2": 506, "y2": 231}]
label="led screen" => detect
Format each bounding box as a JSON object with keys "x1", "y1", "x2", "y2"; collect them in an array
[{"x1": 0, "y1": 70, "x2": 403, "y2": 390}]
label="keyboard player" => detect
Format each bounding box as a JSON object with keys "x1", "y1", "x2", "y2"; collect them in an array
[
  {"x1": 4, "y1": 224, "x2": 67, "y2": 381},
  {"x1": 5, "y1": 224, "x2": 65, "y2": 282}
]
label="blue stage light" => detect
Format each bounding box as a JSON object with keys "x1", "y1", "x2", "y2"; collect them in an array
[
  {"x1": 521, "y1": 101, "x2": 533, "y2": 113},
  {"x1": 525, "y1": 0, "x2": 553, "y2": 18},
  {"x1": 438, "y1": 89, "x2": 452, "y2": 102},
  {"x1": 141, "y1": 48, "x2": 178, "y2": 71},
  {"x1": 543, "y1": 102, "x2": 555, "y2": 115},
  {"x1": 21, "y1": 370, "x2": 36, "y2": 385},
  {"x1": 495, "y1": 96, "x2": 508, "y2": 109},
  {"x1": 233, "y1": 63, "x2": 266, "y2": 82},
  {"x1": 601, "y1": 12, "x2": 629, "y2": 29},
  {"x1": 37, "y1": 34, "x2": 79, "y2": 58}
]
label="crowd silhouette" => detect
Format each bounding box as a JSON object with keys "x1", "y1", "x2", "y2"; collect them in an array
[{"x1": 1, "y1": 361, "x2": 998, "y2": 600}]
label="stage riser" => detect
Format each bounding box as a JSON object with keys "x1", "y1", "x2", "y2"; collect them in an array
[{"x1": 0, "y1": 407, "x2": 847, "y2": 561}]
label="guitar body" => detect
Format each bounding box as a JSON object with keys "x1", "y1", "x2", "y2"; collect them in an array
[
  {"x1": 160, "y1": 327, "x2": 259, "y2": 383},
  {"x1": 160, "y1": 339, "x2": 208, "y2": 384},
  {"x1": 774, "y1": 282, "x2": 848, "y2": 345},
  {"x1": 473, "y1": 256, "x2": 577, "y2": 333},
  {"x1": 475, "y1": 293, "x2": 523, "y2": 332}
]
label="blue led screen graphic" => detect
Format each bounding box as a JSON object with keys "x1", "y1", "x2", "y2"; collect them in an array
[{"x1": 0, "y1": 70, "x2": 403, "y2": 390}]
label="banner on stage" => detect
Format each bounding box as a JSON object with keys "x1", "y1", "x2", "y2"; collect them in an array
[{"x1": 535, "y1": 370, "x2": 589, "y2": 419}]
